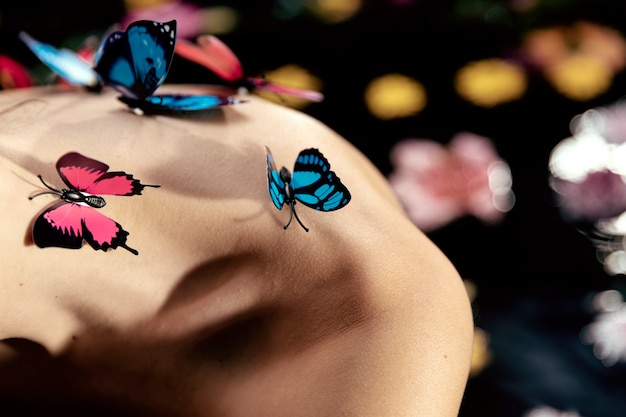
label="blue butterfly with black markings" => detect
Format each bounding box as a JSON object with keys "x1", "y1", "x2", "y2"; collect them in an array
[
  {"x1": 93, "y1": 19, "x2": 243, "y2": 114},
  {"x1": 265, "y1": 146, "x2": 351, "y2": 232}
]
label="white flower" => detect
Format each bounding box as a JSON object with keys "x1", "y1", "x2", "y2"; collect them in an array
[{"x1": 580, "y1": 290, "x2": 626, "y2": 366}]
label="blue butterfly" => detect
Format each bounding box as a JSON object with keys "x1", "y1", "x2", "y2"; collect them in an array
[
  {"x1": 93, "y1": 19, "x2": 242, "y2": 114},
  {"x1": 19, "y1": 31, "x2": 102, "y2": 91},
  {"x1": 265, "y1": 146, "x2": 351, "y2": 231}
]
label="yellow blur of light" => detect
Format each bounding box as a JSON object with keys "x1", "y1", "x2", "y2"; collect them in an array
[
  {"x1": 545, "y1": 53, "x2": 612, "y2": 101},
  {"x1": 124, "y1": 0, "x2": 170, "y2": 10},
  {"x1": 521, "y1": 21, "x2": 626, "y2": 101},
  {"x1": 197, "y1": 6, "x2": 239, "y2": 34},
  {"x1": 255, "y1": 64, "x2": 323, "y2": 110},
  {"x1": 464, "y1": 279, "x2": 491, "y2": 377},
  {"x1": 306, "y1": 0, "x2": 362, "y2": 23},
  {"x1": 455, "y1": 58, "x2": 527, "y2": 107},
  {"x1": 364, "y1": 73, "x2": 427, "y2": 120},
  {"x1": 470, "y1": 327, "x2": 491, "y2": 377}
]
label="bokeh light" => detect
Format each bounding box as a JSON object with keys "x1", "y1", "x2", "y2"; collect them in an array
[
  {"x1": 549, "y1": 128, "x2": 609, "y2": 183},
  {"x1": 454, "y1": 58, "x2": 527, "y2": 107},
  {"x1": 522, "y1": 21, "x2": 626, "y2": 73},
  {"x1": 549, "y1": 105, "x2": 626, "y2": 222},
  {"x1": 489, "y1": 161, "x2": 516, "y2": 214},
  {"x1": 602, "y1": 249, "x2": 626, "y2": 275},
  {"x1": 306, "y1": 0, "x2": 362, "y2": 23},
  {"x1": 124, "y1": 0, "x2": 169, "y2": 9},
  {"x1": 521, "y1": 21, "x2": 626, "y2": 101},
  {"x1": 545, "y1": 53, "x2": 612, "y2": 101},
  {"x1": 470, "y1": 327, "x2": 491, "y2": 377},
  {"x1": 524, "y1": 406, "x2": 584, "y2": 417},
  {"x1": 581, "y1": 290, "x2": 626, "y2": 367},
  {"x1": 364, "y1": 73, "x2": 426, "y2": 120},
  {"x1": 549, "y1": 102, "x2": 626, "y2": 277},
  {"x1": 196, "y1": 7, "x2": 239, "y2": 35}
]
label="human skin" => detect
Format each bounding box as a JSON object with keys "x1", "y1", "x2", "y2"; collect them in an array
[{"x1": 0, "y1": 85, "x2": 473, "y2": 417}]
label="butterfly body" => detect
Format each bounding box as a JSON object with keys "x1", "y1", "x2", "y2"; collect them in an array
[
  {"x1": 30, "y1": 152, "x2": 160, "y2": 255},
  {"x1": 58, "y1": 187, "x2": 107, "y2": 208},
  {"x1": 265, "y1": 146, "x2": 351, "y2": 231},
  {"x1": 94, "y1": 20, "x2": 241, "y2": 114}
]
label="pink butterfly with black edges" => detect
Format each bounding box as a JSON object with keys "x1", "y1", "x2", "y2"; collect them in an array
[
  {"x1": 29, "y1": 152, "x2": 160, "y2": 255},
  {"x1": 175, "y1": 34, "x2": 324, "y2": 102}
]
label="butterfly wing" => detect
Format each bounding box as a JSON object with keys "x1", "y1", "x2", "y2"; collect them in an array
[
  {"x1": 94, "y1": 30, "x2": 139, "y2": 98},
  {"x1": 126, "y1": 20, "x2": 176, "y2": 96},
  {"x1": 32, "y1": 201, "x2": 136, "y2": 254},
  {"x1": 175, "y1": 35, "x2": 244, "y2": 82},
  {"x1": 56, "y1": 152, "x2": 157, "y2": 196},
  {"x1": 94, "y1": 20, "x2": 176, "y2": 100},
  {"x1": 90, "y1": 23, "x2": 121, "y2": 67},
  {"x1": 80, "y1": 203, "x2": 136, "y2": 253},
  {"x1": 290, "y1": 149, "x2": 351, "y2": 211},
  {"x1": 175, "y1": 35, "x2": 323, "y2": 101},
  {"x1": 32, "y1": 201, "x2": 85, "y2": 249},
  {"x1": 248, "y1": 77, "x2": 324, "y2": 102},
  {"x1": 56, "y1": 152, "x2": 110, "y2": 192},
  {"x1": 118, "y1": 93, "x2": 243, "y2": 114},
  {"x1": 265, "y1": 146, "x2": 286, "y2": 210},
  {"x1": 19, "y1": 31, "x2": 99, "y2": 88}
]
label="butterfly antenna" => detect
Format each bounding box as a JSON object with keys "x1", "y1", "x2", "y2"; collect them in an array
[
  {"x1": 121, "y1": 243, "x2": 139, "y2": 256},
  {"x1": 293, "y1": 210, "x2": 309, "y2": 232},
  {"x1": 283, "y1": 204, "x2": 294, "y2": 230},
  {"x1": 284, "y1": 201, "x2": 309, "y2": 232},
  {"x1": 29, "y1": 175, "x2": 62, "y2": 200}
]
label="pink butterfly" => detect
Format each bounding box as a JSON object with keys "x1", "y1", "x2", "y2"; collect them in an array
[
  {"x1": 29, "y1": 152, "x2": 160, "y2": 255},
  {"x1": 175, "y1": 34, "x2": 324, "y2": 102}
]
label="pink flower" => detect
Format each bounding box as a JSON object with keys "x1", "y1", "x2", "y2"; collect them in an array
[{"x1": 388, "y1": 132, "x2": 514, "y2": 231}]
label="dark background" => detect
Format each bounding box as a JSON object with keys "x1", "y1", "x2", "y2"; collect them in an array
[{"x1": 2, "y1": 1, "x2": 626, "y2": 416}]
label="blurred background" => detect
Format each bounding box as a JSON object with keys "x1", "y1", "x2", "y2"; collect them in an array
[{"x1": 2, "y1": 1, "x2": 626, "y2": 416}]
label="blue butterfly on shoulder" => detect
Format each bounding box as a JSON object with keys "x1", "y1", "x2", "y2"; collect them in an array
[
  {"x1": 94, "y1": 19, "x2": 244, "y2": 114},
  {"x1": 265, "y1": 146, "x2": 351, "y2": 232}
]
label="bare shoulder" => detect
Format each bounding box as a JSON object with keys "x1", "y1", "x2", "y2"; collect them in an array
[{"x1": 0, "y1": 85, "x2": 473, "y2": 417}]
